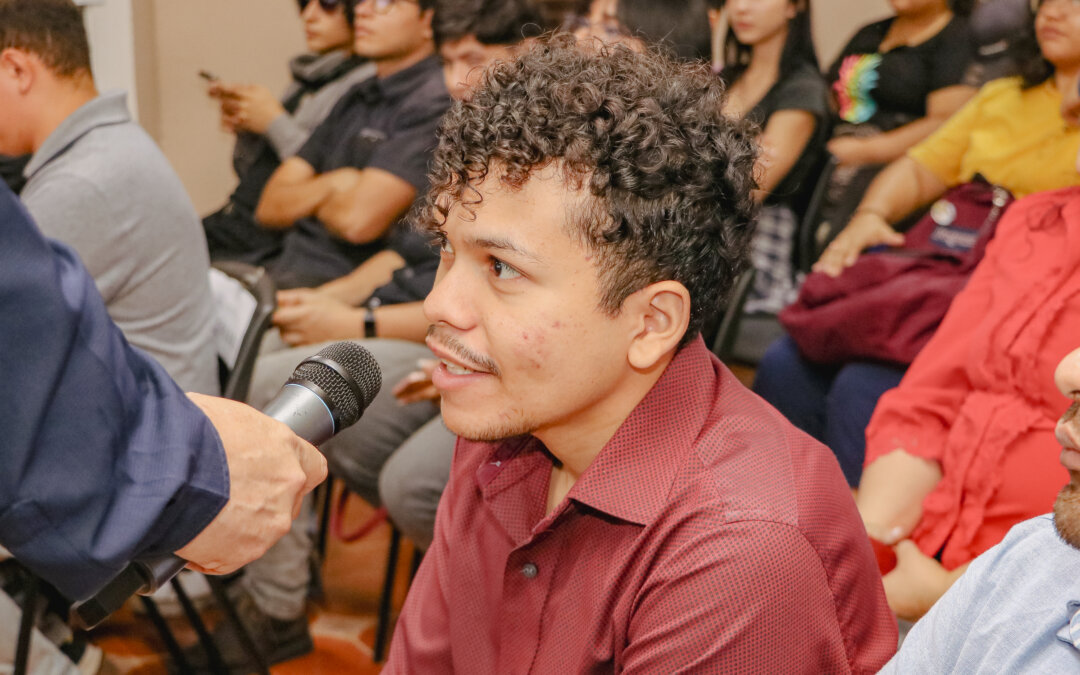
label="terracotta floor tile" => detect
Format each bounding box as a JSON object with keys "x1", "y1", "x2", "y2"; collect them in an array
[{"x1": 92, "y1": 488, "x2": 416, "y2": 674}]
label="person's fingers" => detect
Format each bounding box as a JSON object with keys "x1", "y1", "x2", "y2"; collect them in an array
[
  {"x1": 891, "y1": 538, "x2": 921, "y2": 561},
  {"x1": 883, "y1": 229, "x2": 905, "y2": 247},
  {"x1": 296, "y1": 441, "x2": 327, "y2": 495},
  {"x1": 272, "y1": 303, "x2": 305, "y2": 326},
  {"x1": 280, "y1": 331, "x2": 303, "y2": 347},
  {"x1": 392, "y1": 370, "x2": 428, "y2": 396}
]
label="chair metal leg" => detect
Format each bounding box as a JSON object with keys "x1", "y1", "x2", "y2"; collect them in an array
[
  {"x1": 13, "y1": 573, "x2": 38, "y2": 675},
  {"x1": 373, "y1": 525, "x2": 401, "y2": 663},
  {"x1": 140, "y1": 596, "x2": 191, "y2": 674},
  {"x1": 317, "y1": 476, "x2": 335, "y2": 561},
  {"x1": 206, "y1": 577, "x2": 271, "y2": 675},
  {"x1": 409, "y1": 546, "x2": 424, "y2": 582},
  {"x1": 171, "y1": 577, "x2": 228, "y2": 675}
]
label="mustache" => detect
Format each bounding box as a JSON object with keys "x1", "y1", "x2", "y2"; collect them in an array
[
  {"x1": 426, "y1": 325, "x2": 501, "y2": 377},
  {"x1": 1063, "y1": 401, "x2": 1080, "y2": 427}
]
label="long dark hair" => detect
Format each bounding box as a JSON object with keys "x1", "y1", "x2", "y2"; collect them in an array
[
  {"x1": 719, "y1": 0, "x2": 817, "y2": 86},
  {"x1": 1014, "y1": 3, "x2": 1054, "y2": 88},
  {"x1": 616, "y1": 0, "x2": 713, "y2": 62}
]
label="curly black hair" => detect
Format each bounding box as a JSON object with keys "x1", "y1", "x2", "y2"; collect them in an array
[
  {"x1": 416, "y1": 35, "x2": 759, "y2": 345},
  {"x1": 433, "y1": 0, "x2": 546, "y2": 47}
]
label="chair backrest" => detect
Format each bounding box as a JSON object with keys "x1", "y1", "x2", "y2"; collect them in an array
[
  {"x1": 709, "y1": 266, "x2": 756, "y2": 362},
  {"x1": 796, "y1": 155, "x2": 838, "y2": 275},
  {"x1": 208, "y1": 262, "x2": 276, "y2": 402}
]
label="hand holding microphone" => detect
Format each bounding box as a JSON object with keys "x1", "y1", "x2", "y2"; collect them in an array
[
  {"x1": 73, "y1": 342, "x2": 381, "y2": 628},
  {"x1": 176, "y1": 393, "x2": 325, "y2": 576}
]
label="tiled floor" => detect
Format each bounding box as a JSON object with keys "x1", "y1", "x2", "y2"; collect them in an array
[{"x1": 91, "y1": 492, "x2": 415, "y2": 674}]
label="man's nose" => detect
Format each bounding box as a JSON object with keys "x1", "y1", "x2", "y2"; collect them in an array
[{"x1": 1055, "y1": 347, "x2": 1080, "y2": 399}]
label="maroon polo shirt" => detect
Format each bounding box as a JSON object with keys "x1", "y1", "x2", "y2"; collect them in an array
[{"x1": 385, "y1": 338, "x2": 896, "y2": 673}]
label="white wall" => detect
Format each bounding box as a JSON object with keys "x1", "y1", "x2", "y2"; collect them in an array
[{"x1": 80, "y1": 0, "x2": 140, "y2": 118}]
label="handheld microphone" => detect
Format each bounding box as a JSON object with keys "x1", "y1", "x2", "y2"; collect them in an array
[{"x1": 72, "y1": 342, "x2": 381, "y2": 629}]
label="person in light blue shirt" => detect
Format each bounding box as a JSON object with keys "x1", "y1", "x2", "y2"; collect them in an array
[{"x1": 882, "y1": 341, "x2": 1080, "y2": 673}]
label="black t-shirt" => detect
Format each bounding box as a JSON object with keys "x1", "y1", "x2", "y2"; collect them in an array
[
  {"x1": 827, "y1": 15, "x2": 973, "y2": 130},
  {"x1": 744, "y1": 61, "x2": 830, "y2": 211},
  {"x1": 267, "y1": 56, "x2": 451, "y2": 289}
]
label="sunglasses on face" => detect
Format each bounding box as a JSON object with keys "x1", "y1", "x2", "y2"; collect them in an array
[
  {"x1": 356, "y1": 0, "x2": 417, "y2": 13},
  {"x1": 297, "y1": 0, "x2": 347, "y2": 13}
]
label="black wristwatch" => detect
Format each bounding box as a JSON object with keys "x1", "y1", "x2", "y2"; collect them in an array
[{"x1": 363, "y1": 304, "x2": 378, "y2": 339}]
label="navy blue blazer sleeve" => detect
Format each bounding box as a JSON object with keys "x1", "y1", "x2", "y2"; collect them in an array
[{"x1": 0, "y1": 184, "x2": 229, "y2": 601}]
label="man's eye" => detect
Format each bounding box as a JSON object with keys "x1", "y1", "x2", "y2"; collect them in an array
[{"x1": 491, "y1": 258, "x2": 521, "y2": 280}]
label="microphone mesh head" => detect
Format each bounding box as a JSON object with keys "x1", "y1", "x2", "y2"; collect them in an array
[{"x1": 290, "y1": 342, "x2": 381, "y2": 429}]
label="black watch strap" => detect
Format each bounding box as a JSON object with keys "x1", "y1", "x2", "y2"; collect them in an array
[{"x1": 363, "y1": 305, "x2": 378, "y2": 339}]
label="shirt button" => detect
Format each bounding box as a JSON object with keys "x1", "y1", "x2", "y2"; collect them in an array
[{"x1": 521, "y1": 562, "x2": 539, "y2": 579}]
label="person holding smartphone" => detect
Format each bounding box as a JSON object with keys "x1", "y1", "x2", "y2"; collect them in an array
[{"x1": 201, "y1": 0, "x2": 374, "y2": 265}]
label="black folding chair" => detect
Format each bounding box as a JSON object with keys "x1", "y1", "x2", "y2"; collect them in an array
[{"x1": 141, "y1": 262, "x2": 278, "y2": 675}]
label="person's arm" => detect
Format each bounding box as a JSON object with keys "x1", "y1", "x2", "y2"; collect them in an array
[
  {"x1": 273, "y1": 294, "x2": 428, "y2": 347},
  {"x1": 314, "y1": 167, "x2": 417, "y2": 244},
  {"x1": 856, "y1": 200, "x2": 1004, "y2": 542},
  {"x1": 812, "y1": 156, "x2": 948, "y2": 276},
  {"x1": 255, "y1": 157, "x2": 340, "y2": 228},
  {"x1": 314, "y1": 249, "x2": 406, "y2": 305},
  {"x1": 881, "y1": 540, "x2": 969, "y2": 621},
  {"x1": 755, "y1": 110, "x2": 817, "y2": 198},
  {"x1": 0, "y1": 186, "x2": 324, "y2": 599},
  {"x1": 828, "y1": 84, "x2": 976, "y2": 167},
  {"x1": 620, "y1": 519, "x2": 893, "y2": 673}
]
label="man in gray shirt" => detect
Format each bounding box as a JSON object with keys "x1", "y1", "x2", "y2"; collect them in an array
[{"x1": 0, "y1": 0, "x2": 218, "y2": 395}]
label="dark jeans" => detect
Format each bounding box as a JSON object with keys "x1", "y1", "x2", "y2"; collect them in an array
[{"x1": 753, "y1": 335, "x2": 906, "y2": 487}]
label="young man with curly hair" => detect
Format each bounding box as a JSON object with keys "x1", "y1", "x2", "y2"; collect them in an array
[{"x1": 384, "y1": 37, "x2": 896, "y2": 673}]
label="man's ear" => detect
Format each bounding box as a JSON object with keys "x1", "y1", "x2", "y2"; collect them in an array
[
  {"x1": 0, "y1": 48, "x2": 36, "y2": 95},
  {"x1": 623, "y1": 280, "x2": 691, "y2": 371},
  {"x1": 419, "y1": 7, "x2": 435, "y2": 41}
]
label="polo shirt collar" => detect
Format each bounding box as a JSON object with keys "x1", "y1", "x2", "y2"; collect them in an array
[
  {"x1": 567, "y1": 337, "x2": 720, "y2": 526},
  {"x1": 1055, "y1": 600, "x2": 1080, "y2": 652},
  {"x1": 372, "y1": 54, "x2": 442, "y2": 103},
  {"x1": 25, "y1": 90, "x2": 131, "y2": 180}
]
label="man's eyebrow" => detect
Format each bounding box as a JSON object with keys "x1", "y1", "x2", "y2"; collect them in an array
[{"x1": 466, "y1": 235, "x2": 543, "y2": 264}]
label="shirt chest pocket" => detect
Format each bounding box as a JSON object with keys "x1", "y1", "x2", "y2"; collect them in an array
[{"x1": 346, "y1": 127, "x2": 388, "y2": 168}]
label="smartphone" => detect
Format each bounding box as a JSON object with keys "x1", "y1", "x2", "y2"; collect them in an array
[{"x1": 198, "y1": 69, "x2": 219, "y2": 83}]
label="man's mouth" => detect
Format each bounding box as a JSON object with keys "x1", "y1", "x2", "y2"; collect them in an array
[{"x1": 440, "y1": 358, "x2": 476, "y2": 376}]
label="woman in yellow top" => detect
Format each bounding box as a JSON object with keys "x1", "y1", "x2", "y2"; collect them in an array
[{"x1": 815, "y1": 0, "x2": 1080, "y2": 276}]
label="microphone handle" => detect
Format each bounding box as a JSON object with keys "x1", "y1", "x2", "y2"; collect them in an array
[{"x1": 72, "y1": 383, "x2": 337, "y2": 629}]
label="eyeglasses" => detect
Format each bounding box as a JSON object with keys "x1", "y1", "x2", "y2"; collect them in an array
[
  {"x1": 354, "y1": 0, "x2": 416, "y2": 14},
  {"x1": 297, "y1": 0, "x2": 346, "y2": 13}
]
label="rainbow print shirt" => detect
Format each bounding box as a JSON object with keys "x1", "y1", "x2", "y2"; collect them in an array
[{"x1": 834, "y1": 53, "x2": 882, "y2": 124}]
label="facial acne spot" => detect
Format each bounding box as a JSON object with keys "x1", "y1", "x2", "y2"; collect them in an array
[
  {"x1": 551, "y1": 321, "x2": 562, "y2": 329},
  {"x1": 522, "y1": 332, "x2": 530, "y2": 342}
]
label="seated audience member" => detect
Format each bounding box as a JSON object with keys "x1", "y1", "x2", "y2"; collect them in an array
[
  {"x1": 818, "y1": 0, "x2": 977, "y2": 234},
  {"x1": 176, "y1": 2, "x2": 545, "y2": 670},
  {"x1": 879, "y1": 340, "x2": 1080, "y2": 672},
  {"x1": 714, "y1": 0, "x2": 829, "y2": 313},
  {"x1": 0, "y1": 0, "x2": 218, "y2": 394},
  {"x1": 202, "y1": 0, "x2": 374, "y2": 265},
  {"x1": 252, "y1": 0, "x2": 450, "y2": 290},
  {"x1": 754, "y1": 0, "x2": 1080, "y2": 482},
  {"x1": 574, "y1": 0, "x2": 712, "y2": 62},
  {"x1": 384, "y1": 37, "x2": 896, "y2": 673},
  {"x1": 855, "y1": 177, "x2": 1080, "y2": 619}
]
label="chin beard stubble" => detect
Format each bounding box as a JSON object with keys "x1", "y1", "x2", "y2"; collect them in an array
[{"x1": 1053, "y1": 402, "x2": 1080, "y2": 549}]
